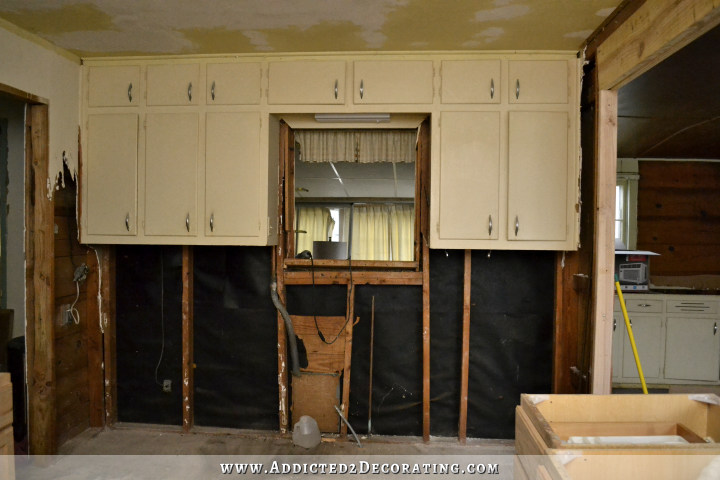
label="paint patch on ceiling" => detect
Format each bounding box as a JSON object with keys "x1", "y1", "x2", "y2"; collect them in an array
[
  {"x1": 0, "y1": 0, "x2": 622, "y2": 57},
  {"x1": 596, "y1": 7, "x2": 616, "y2": 17},
  {"x1": 564, "y1": 30, "x2": 594, "y2": 40}
]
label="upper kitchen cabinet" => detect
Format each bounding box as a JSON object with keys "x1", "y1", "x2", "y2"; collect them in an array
[
  {"x1": 147, "y1": 63, "x2": 200, "y2": 106},
  {"x1": 88, "y1": 65, "x2": 140, "y2": 107},
  {"x1": 205, "y1": 112, "x2": 261, "y2": 237},
  {"x1": 206, "y1": 63, "x2": 261, "y2": 105},
  {"x1": 353, "y1": 61, "x2": 434, "y2": 104},
  {"x1": 145, "y1": 113, "x2": 199, "y2": 236},
  {"x1": 508, "y1": 111, "x2": 569, "y2": 242},
  {"x1": 438, "y1": 111, "x2": 500, "y2": 241},
  {"x1": 86, "y1": 114, "x2": 138, "y2": 236},
  {"x1": 441, "y1": 60, "x2": 500, "y2": 104},
  {"x1": 508, "y1": 60, "x2": 568, "y2": 104},
  {"x1": 268, "y1": 61, "x2": 345, "y2": 105}
]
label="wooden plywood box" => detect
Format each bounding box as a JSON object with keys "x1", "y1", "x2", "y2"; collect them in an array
[{"x1": 515, "y1": 394, "x2": 720, "y2": 480}]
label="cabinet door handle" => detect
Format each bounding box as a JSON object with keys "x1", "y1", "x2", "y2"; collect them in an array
[
  {"x1": 638, "y1": 304, "x2": 652, "y2": 307},
  {"x1": 490, "y1": 79, "x2": 494, "y2": 99},
  {"x1": 211, "y1": 81, "x2": 215, "y2": 101},
  {"x1": 125, "y1": 213, "x2": 130, "y2": 231},
  {"x1": 335, "y1": 79, "x2": 338, "y2": 99},
  {"x1": 613, "y1": 319, "x2": 616, "y2": 331},
  {"x1": 515, "y1": 216, "x2": 519, "y2": 236},
  {"x1": 128, "y1": 83, "x2": 133, "y2": 103},
  {"x1": 186, "y1": 214, "x2": 190, "y2": 232},
  {"x1": 488, "y1": 215, "x2": 493, "y2": 236},
  {"x1": 360, "y1": 80, "x2": 364, "y2": 99},
  {"x1": 516, "y1": 79, "x2": 520, "y2": 99},
  {"x1": 715, "y1": 322, "x2": 717, "y2": 335},
  {"x1": 188, "y1": 82, "x2": 192, "y2": 101},
  {"x1": 210, "y1": 213, "x2": 214, "y2": 232}
]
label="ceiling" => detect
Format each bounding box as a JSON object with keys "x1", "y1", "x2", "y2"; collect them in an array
[
  {"x1": 0, "y1": 0, "x2": 620, "y2": 57},
  {"x1": 618, "y1": 23, "x2": 720, "y2": 159},
  {"x1": 295, "y1": 160, "x2": 415, "y2": 200}
]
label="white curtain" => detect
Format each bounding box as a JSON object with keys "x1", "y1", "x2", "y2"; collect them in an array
[
  {"x1": 295, "y1": 130, "x2": 416, "y2": 163},
  {"x1": 351, "y1": 204, "x2": 415, "y2": 261},
  {"x1": 295, "y1": 207, "x2": 336, "y2": 256}
]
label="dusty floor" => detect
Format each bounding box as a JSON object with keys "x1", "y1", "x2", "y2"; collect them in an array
[{"x1": 15, "y1": 425, "x2": 516, "y2": 479}]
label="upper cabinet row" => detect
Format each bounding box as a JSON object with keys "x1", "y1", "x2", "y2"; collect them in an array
[{"x1": 88, "y1": 59, "x2": 569, "y2": 107}]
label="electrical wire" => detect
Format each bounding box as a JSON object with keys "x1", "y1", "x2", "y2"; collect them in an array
[
  {"x1": 68, "y1": 282, "x2": 81, "y2": 325},
  {"x1": 311, "y1": 252, "x2": 354, "y2": 345},
  {"x1": 154, "y1": 251, "x2": 165, "y2": 387}
]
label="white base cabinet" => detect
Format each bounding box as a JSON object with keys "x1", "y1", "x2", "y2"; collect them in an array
[{"x1": 612, "y1": 293, "x2": 720, "y2": 386}]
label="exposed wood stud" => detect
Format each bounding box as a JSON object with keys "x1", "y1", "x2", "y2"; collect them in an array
[
  {"x1": 27, "y1": 104, "x2": 56, "y2": 455},
  {"x1": 285, "y1": 128, "x2": 296, "y2": 258},
  {"x1": 591, "y1": 90, "x2": 618, "y2": 394},
  {"x1": 277, "y1": 122, "x2": 289, "y2": 434},
  {"x1": 284, "y1": 270, "x2": 423, "y2": 285},
  {"x1": 85, "y1": 248, "x2": 104, "y2": 427},
  {"x1": 340, "y1": 285, "x2": 355, "y2": 437},
  {"x1": 182, "y1": 245, "x2": 194, "y2": 432},
  {"x1": 458, "y1": 249, "x2": 471, "y2": 444},
  {"x1": 422, "y1": 238, "x2": 430, "y2": 442}
]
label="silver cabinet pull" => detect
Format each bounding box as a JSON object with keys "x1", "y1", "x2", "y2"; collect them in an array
[
  {"x1": 125, "y1": 213, "x2": 130, "y2": 231},
  {"x1": 211, "y1": 81, "x2": 215, "y2": 101},
  {"x1": 490, "y1": 79, "x2": 494, "y2": 99},
  {"x1": 335, "y1": 79, "x2": 338, "y2": 99},
  {"x1": 210, "y1": 213, "x2": 214, "y2": 232},
  {"x1": 516, "y1": 79, "x2": 520, "y2": 99},
  {"x1": 360, "y1": 80, "x2": 364, "y2": 99},
  {"x1": 515, "y1": 216, "x2": 519, "y2": 236},
  {"x1": 488, "y1": 215, "x2": 493, "y2": 236},
  {"x1": 715, "y1": 322, "x2": 717, "y2": 335},
  {"x1": 188, "y1": 82, "x2": 192, "y2": 101},
  {"x1": 186, "y1": 214, "x2": 190, "y2": 232},
  {"x1": 638, "y1": 304, "x2": 652, "y2": 307},
  {"x1": 613, "y1": 319, "x2": 616, "y2": 331},
  {"x1": 128, "y1": 83, "x2": 133, "y2": 103}
]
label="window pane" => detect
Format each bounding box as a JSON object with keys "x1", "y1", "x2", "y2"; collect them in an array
[
  {"x1": 615, "y1": 185, "x2": 623, "y2": 220},
  {"x1": 615, "y1": 220, "x2": 623, "y2": 241}
]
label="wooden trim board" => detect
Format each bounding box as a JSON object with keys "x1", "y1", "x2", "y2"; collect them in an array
[{"x1": 182, "y1": 246, "x2": 194, "y2": 432}]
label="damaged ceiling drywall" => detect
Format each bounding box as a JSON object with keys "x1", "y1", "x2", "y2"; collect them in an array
[{"x1": 0, "y1": 0, "x2": 620, "y2": 57}]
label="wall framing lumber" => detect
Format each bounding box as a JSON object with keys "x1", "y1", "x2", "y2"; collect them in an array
[
  {"x1": 422, "y1": 238, "x2": 430, "y2": 442},
  {"x1": 85, "y1": 249, "x2": 104, "y2": 427},
  {"x1": 277, "y1": 122, "x2": 289, "y2": 434},
  {"x1": 597, "y1": 0, "x2": 720, "y2": 90},
  {"x1": 100, "y1": 246, "x2": 117, "y2": 425},
  {"x1": 26, "y1": 104, "x2": 56, "y2": 455},
  {"x1": 284, "y1": 271, "x2": 422, "y2": 285},
  {"x1": 591, "y1": 90, "x2": 618, "y2": 394},
  {"x1": 340, "y1": 286, "x2": 355, "y2": 437},
  {"x1": 182, "y1": 245, "x2": 194, "y2": 432},
  {"x1": 458, "y1": 250, "x2": 471, "y2": 444},
  {"x1": 582, "y1": 0, "x2": 648, "y2": 60}
]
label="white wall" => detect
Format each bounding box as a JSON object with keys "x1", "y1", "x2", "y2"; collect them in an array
[
  {"x1": 0, "y1": 19, "x2": 81, "y2": 186},
  {"x1": 0, "y1": 99, "x2": 26, "y2": 337}
]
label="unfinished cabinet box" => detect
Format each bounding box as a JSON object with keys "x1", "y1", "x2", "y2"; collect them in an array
[
  {"x1": 516, "y1": 394, "x2": 720, "y2": 480},
  {"x1": 88, "y1": 65, "x2": 140, "y2": 107},
  {"x1": 622, "y1": 316, "x2": 663, "y2": 380},
  {"x1": 147, "y1": 63, "x2": 200, "y2": 106},
  {"x1": 438, "y1": 111, "x2": 500, "y2": 240},
  {"x1": 508, "y1": 111, "x2": 569, "y2": 242},
  {"x1": 440, "y1": 60, "x2": 501, "y2": 104},
  {"x1": 665, "y1": 317, "x2": 720, "y2": 382},
  {"x1": 144, "y1": 113, "x2": 199, "y2": 236},
  {"x1": 508, "y1": 60, "x2": 568, "y2": 104},
  {"x1": 86, "y1": 114, "x2": 138, "y2": 236},
  {"x1": 268, "y1": 61, "x2": 345, "y2": 105},
  {"x1": 206, "y1": 63, "x2": 261, "y2": 105},
  {"x1": 205, "y1": 112, "x2": 261, "y2": 237},
  {"x1": 353, "y1": 60, "x2": 434, "y2": 104}
]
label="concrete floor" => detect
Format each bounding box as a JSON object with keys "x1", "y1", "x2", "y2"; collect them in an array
[{"x1": 16, "y1": 425, "x2": 516, "y2": 479}]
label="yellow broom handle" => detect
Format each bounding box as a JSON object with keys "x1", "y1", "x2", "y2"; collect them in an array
[{"x1": 615, "y1": 274, "x2": 648, "y2": 394}]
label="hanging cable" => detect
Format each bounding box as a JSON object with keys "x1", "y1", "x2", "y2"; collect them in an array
[
  {"x1": 312, "y1": 252, "x2": 354, "y2": 345},
  {"x1": 154, "y1": 251, "x2": 165, "y2": 387}
]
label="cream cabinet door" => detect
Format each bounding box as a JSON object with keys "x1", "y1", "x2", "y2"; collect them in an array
[
  {"x1": 509, "y1": 60, "x2": 568, "y2": 104},
  {"x1": 88, "y1": 66, "x2": 140, "y2": 107},
  {"x1": 145, "y1": 113, "x2": 198, "y2": 236},
  {"x1": 353, "y1": 61, "x2": 434, "y2": 104},
  {"x1": 206, "y1": 63, "x2": 261, "y2": 105},
  {"x1": 205, "y1": 113, "x2": 260, "y2": 237},
  {"x1": 268, "y1": 61, "x2": 345, "y2": 105},
  {"x1": 508, "y1": 111, "x2": 568, "y2": 241},
  {"x1": 86, "y1": 114, "x2": 138, "y2": 235},
  {"x1": 622, "y1": 316, "x2": 663, "y2": 380},
  {"x1": 665, "y1": 317, "x2": 720, "y2": 382},
  {"x1": 439, "y1": 112, "x2": 500, "y2": 240},
  {"x1": 441, "y1": 60, "x2": 500, "y2": 104},
  {"x1": 147, "y1": 64, "x2": 200, "y2": 106}
]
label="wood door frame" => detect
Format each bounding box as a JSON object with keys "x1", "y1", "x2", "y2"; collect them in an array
[{"x1": 588, "y1": 0, "x2": 720, "y2": 393}]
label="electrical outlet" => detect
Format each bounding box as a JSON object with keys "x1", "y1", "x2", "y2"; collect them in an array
[{"x1": 163, "y1": 379, "x2": 172, "y2": 393}]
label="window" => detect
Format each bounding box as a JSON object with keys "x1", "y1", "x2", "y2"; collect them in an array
[
  {"x1": 615, "y1": 179, "x2": 627, "y2": 246},
  {"x1": 616, "y1": 166, "x2": 639, "y2": 250}
]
